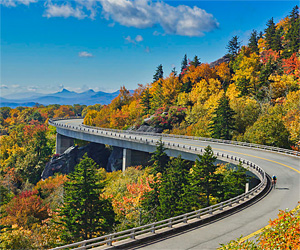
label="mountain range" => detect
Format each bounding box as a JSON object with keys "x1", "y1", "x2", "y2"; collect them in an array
[{"x1": 0, "y1": 89, "x2": 121, "y2": 108}]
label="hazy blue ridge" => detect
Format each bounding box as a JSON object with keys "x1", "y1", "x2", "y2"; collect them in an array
[{"x1": 0, "y1": 89, "x2": 123, "y2": 108}]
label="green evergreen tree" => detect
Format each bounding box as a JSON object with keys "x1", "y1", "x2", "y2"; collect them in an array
[
  {"x1": 248, "y1": 30, "x2": 259, "y2": 54},
  {"x1": 265, "y1": 18, "x2": 276, "y2": 50},
  {"x1": 190, "y1": 55, "x2": 201, "y2": 67},
  {"x1": 140, "y1": 88, "x2": 152, "y2": 115},
  {"x1": 141, "y1": 139, "x2": 170, "y2": 223},
  {"x1": 149, "y1": 139, "x2": 169, "y2": 175},
  {"x1": 153, "y1": 64, "x2": 164, "y2": 82},
  {"x1": 265, "y1": 18, "x2": 282, "y2": 51},
  {"x1": 219, "y1": 162, "x2": 248, "y2": 201},
  {"x1": 58, "y1": 154, "x2": 115, "y2": 242},
  {"x1": 171, "y1": 67, "x2": 177, "y2": 76},
  {"x1": 210, "y1": 95, "x2": 236, "y2": 140},
  {"x1": 226, "y1": 36, "x2": 241, "y2": 60},
  {"x1": 157, "y1": 156, "x2": 191, "y2": 220},
  {"x1": 181, "y1": 54, "x2": 188, "y2": 74},
  {"x1": 188, "y1": 146, "x2": 220, "y2": 207},
  {"x1": 283, "y1": 5, "x2": 300, "y2": 57}
]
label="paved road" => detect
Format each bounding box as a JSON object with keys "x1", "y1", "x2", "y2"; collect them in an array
[{"x1": 53, "y1": 119, "x2": 300, "y2": 249}]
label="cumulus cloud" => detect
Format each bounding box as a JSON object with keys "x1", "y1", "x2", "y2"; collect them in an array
[
  {"x1": 1, "y1": 0, "x2": 37, "y2": 7},
  {"x1": 2, "y1": 0, "x2": 219, "y2": 37},
  {"x1": 135, "y1": 35, "x2": 143, "y2": 42},
  {"x1": 99, "y1": 0, "x2": 219, "y2": 37},
  {"x1": 44, "y1": 2, "x2": 87, "y2": 19},
  {"x1": 125, "y1": 35, "x2": 143, "y2": 44},
  {"x1": 79, "y1": 51, "x2": 93, "y2": 57}
]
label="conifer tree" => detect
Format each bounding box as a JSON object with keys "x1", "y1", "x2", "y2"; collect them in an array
[
  {"x1": 153, "y1": 64, "x2": 164, "y2": 82},
  {"x1": 248, "y1": 30, "x2": 259, "y2": 54},
  {"x1": 284, "y1": 5, "x2": 300, "y2": 57},
  {"x1": 219, "y1": 162, "x2": 248, "y2": 201},
  {"x1": 157, "y1": 156, "x2": 190, "y2": 220},
  {"x1": 210, "y1": 95, "x2": 236, "y2": 140},
  {"x1": 58, "y1": 154, "x2": 115, "y2": 242},
  {"x1": 140, "y1": 88, "x2": 152, "y2": 115},
  {"x1": 149, "y1": 139, "x2": 169, "y2": 175},
  {"x1": 265, "y1": 18, "x2": 282, "y2": 51},
  {"x1": 190, "y1": 55, "x2": 201, "y2": 67},
  {"x1": 226, "y1": 36, "x2": 241, "y2": 60},
  {"x1": 171, "y1": 67, "x2": 177, "y2": 76},
  {"x1": 188, "y1": 146, "x2": 220, "y2": 207},
  {"x1": 181, "y1": 54, "x2": 188, "y2": 74}
]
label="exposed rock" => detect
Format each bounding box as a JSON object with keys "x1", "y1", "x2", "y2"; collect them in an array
[
  {"x1": 136, "y1": 125, "x2": 163, "y2": 133},
  {"x1": 106, "y1": 146, "x2": 123, "y2": 172},
  {"x1": 209, "y1": 55, "x2": 230, "y2": 68},
  {"x1": 42, "y1": 142, "x2": 110, "y2": 179}
]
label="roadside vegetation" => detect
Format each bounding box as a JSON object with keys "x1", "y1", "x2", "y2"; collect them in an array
[
  {"x1": 220, "y1": 203, "x2": 300, "y2": 249},
  {"x1": 84, "y1": 6, "x2": 300, "y2": 150},
  {"x1": 0, "y1": 5, "x2": 299, "y2": 249}
]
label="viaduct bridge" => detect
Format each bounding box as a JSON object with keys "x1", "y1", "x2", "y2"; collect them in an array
[{"x1": 50, "y1": 117, "x2": 300, "y2": 249}]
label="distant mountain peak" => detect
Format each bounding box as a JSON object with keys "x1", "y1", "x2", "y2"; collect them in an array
[{"x1": 60, "y1": 88, "x2": 72, "y2": 93}]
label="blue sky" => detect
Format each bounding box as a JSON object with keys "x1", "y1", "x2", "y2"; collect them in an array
[{"x1": 0, "y1": 0, "x2": 298, "y2": 97}]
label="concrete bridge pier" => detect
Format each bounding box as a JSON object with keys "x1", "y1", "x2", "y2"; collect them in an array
[
  {"x1": 56, "y1": 133, "x2": 74, "y2": 154},
  {"x1": 122, "y1": 148, "x2": 151, "y2": 172}
]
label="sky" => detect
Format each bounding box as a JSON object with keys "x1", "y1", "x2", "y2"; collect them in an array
[{"x1": 0, "y1": 0, "x2": 298, "y2": 97}]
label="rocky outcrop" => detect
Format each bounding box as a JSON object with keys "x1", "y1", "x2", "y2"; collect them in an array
[
  {"x1": 106, "y1": 146, "x2": 123, "y2": 172},
  {"x1": 209, "y1": 55, "x2": 230, "y2": 68},
  {"x1": 42, "y1": 142, "x2": 110, "y2": 179},
  {"x1": 136, "y1": 125, "x2": 163, "y2": 133}
]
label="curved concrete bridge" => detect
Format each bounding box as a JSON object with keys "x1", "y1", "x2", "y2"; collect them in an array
[{"x1": 50, "y1": 118, "x2": 300, "y2": 249}]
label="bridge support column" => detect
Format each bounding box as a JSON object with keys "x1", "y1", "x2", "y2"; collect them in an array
[
  {"x1": 122, "y1": 148, "x2": 132, "y2": 172},
  {"x1": 122, "y1": 149, "x2": 151, "y2": 172},
  {"x1": 56, "y1": 134, "x2": 74, "y2": 154}
]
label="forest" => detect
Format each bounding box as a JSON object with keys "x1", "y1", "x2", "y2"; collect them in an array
[{"x1": 0, "y1": 6, "x2": 299, "y2": 249}]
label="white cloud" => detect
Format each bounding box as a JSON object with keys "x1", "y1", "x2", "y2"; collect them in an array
[
  {"x1": 2, "y1": 0, "x2": 219, "y2": 37},
  {"x1": 44, "y1": 2, "x2": 87, "y2": 19},
  {"x1": 135, "y1": 35, "x2": 143, "y2": 42},
  {"x1": 99, "y1": 0, "x2": 219, "y2": 37},
  {"x1": 125, "y1": 35, "x2": 133, "y2": 43},
  {"x1": 79, "y1": 51, "x2": 93, "y2": 57},
  {"x1": 125, "y1": 35, "x2": 143, "y2": 45},
  {"x1": 27, "y1": 86, "x2": 38, "y2": 92},
  {"x1": 1, "y1": 0, "x2": 37, "y2": 7}
]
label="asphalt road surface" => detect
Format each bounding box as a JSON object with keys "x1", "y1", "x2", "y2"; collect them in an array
[{"x1": 54, "y1": 119, "x2": 300, "y2": 249}]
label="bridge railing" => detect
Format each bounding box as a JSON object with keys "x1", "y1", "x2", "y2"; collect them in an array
[
  {"x1": 51, "y1": 155, "x2": 266, "y2": 250},
  {"x1": 49, "y1": 117, "x2": 300, "y2": 157},
  {"x1": 50, "y1": 118, "x2": 268, "y2": 250}
]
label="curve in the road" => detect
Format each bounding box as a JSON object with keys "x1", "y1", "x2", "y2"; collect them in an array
[{"x1": 50, "y1": 118, "x2": 300, "y2": 250}]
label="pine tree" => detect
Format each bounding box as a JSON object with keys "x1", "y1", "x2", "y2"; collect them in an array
[
  {"x1": 248, "y1": 30, "x2": 259, "y2": 54},
  {"x1": 171, "y1": 67, "x2": 177, "y2": 76},
  {"x1": 210, "y1": 94, "x2": 236, "y2": 140},
  {"x1": 157, "y1": 156, "x2": 191, "y2": 220},
  {"x1": 190, "y1": 55, "x2": 201, "y2": 67},
  {"x1": 265, "y1": 18, "x2": 282, "y2": 51},
  {"x1": 181, "y1": 54, "x2": 188, "y2": 74},
  {"x1": 149, "y1": 139, "x2": 169, "y2": 175},
  {"x1": 58, "y1": 154, "x2": 115, "y2": 242},
  {"x1": 265, "y1": 18, "x2": 276, "y2": 50},
  {"x1": 153, "y1": 64, "x2": 164, "y2": 82},
  {"x1": 284, "y1": 5, "x2": 300, "y2": 58},
  {"x1": 140, "y1": 88, "x2": 152, "y2": 115},
  {"x1": 219, "y1": 162, "x2": 248, "y2": 201},
  {"x1": 226, "y1": 36, "x2": 241, "y2": 60},
  {"x1": 188, "y1": 146, "x2": 220, "y2": 208}
]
